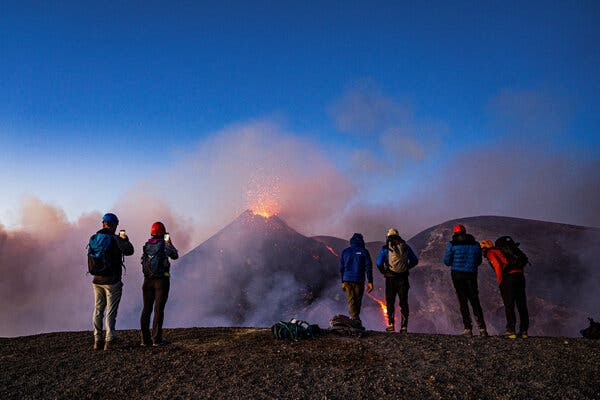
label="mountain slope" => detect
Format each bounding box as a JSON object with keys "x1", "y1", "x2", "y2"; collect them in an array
[{"x1": 407, "y1": 215, "x2": 600, "y2": 336}]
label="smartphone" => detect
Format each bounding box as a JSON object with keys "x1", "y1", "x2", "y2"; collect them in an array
[
  {"x1": 119, "y1": 230, "x2": 126, "y2": 239},
  {"x1": 164, "y1": 233, "x2": 170, "y2": 242}
]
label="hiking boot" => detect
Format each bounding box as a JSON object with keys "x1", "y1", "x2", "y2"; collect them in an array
[
  {"x1": 152, "y1": 339, "x2": 170, "y2": 347},
  {"x1": 399, "y1": 326, "x2": 408, "y2": 334},
  {"x1": 93, "y1": 341, "x2": 104, "y2": 351},
  {"x1": 479, "y1": 328, "x2": 489, "y2": 337},
  {"x1": 519, "y1": 331, "x2": 529, "y2": 339},
  {"x1": 462, "y1": 328, "x2": 473, "y2": 336},
  {"x1": 504, "y1": 331, "x2": 517, "y2": 339},
  {"x1": 140, "y1": 341, "x2": 152, "y2": 347},
  {"x1": 103, "y1": 340, "x2": 115, "y2": 351},
  {"x1": 385, "y1": 324, "x2": 395, "y2": 332}
]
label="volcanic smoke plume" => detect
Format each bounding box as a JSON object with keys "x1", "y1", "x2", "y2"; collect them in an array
[{"x1": 168, "y1": 210, "x2": 346, "y2": 328}]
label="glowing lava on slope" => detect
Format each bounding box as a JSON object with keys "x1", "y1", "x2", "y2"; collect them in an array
[
  {"x1": 325, "y1": 245, "x2": 338, "y2": 257},
  {"x1": 366, "y1": 292, "x2": 388, "y2": 326}
]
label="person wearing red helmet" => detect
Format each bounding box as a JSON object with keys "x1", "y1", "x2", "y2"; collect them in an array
[
  {"x1": 443, "y1": 223, "x2": 488, "y2": 337},
  {"x1": 140, "y1": 221, "x2": 179, "y2": 346}
]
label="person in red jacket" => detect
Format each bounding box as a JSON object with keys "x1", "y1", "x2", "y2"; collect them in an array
[{"x1": 481, "y1": 240, "x2": 529, "y2": 339}]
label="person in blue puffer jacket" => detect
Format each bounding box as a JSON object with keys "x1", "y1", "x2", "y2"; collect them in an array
[
  {"x1": 444, "y1": 224, "x2": 488, "y2": 337},
  {"x1": 340, "y1": 233, "x2": 373, "y2": 322}
]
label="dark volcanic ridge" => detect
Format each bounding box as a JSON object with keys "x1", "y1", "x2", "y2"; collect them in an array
[
  {"x1": 169, "y1": 212, "x2": 599, "y2": 337},
  {"x1": 1, "y1": 328, "x2": 598, "y2": 400}
]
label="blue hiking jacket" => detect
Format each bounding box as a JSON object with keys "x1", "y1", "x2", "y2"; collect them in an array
[
  {"x1": 443, "y1": 233, "x2": 482, "y2": 273},
  {"x1": 340, "y1": 233, "x2": 373, "y2": 284}
]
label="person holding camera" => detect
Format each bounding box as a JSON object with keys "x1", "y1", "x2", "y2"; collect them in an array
[
  {"x1": 88, "y1": 213, "x2": 134, "y2": 351},
  {"x1": 140, "y1": 221, "x2": 179, "y2": 346}
]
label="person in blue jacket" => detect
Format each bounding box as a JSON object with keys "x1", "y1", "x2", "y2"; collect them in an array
[
  {"x1": 444, "y1": 224, "x2": 488, "y2": 337},
  {"x1": 376, "y1": 229, "x2": 419, "y2": 333},
  {"x1": 340, "y1": 233, "x2": 373, "y2": 323}
]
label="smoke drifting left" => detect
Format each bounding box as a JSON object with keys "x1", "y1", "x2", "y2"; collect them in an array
[
  {"x1": 0, "y1": 196, "x2": 193, "y2": 337},
  {"x1": 0, "y1": 198, "x2": 99, "y2": 336}
]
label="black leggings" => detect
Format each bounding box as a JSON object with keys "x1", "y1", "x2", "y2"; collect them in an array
[{"x1": 140, "y1": 277, "x2": 170, "y2": 344}]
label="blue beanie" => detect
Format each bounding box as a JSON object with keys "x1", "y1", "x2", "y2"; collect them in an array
[{"x1": 102, "y1": 213, "x2": 119, "y2": 226}]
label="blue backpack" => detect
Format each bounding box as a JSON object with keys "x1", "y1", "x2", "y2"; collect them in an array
[{"x1": 87, "y1": 233, "x2": 114, "y2": 276}]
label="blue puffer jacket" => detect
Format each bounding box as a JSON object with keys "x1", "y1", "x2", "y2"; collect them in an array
[
  {"x1": 340, "y1": 233, "x2": 373, "y2": 284},
  {"x1": 443, "y1": 233, "x2": 482, "y2": 273}
]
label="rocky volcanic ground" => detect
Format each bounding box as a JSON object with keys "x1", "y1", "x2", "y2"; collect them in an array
[{"x1": 1, "y1": 328, "x2": 599, "y2": 400}]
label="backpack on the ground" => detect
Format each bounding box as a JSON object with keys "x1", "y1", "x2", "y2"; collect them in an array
[
  {"x1": 495, "y1": 236, "x2": 529, "y2": 270},
  {"x1": 271, "y1": 319, "x2": 322, "y2": 341},
  {"x1": 581, "y1": 317, "x2": 600, "y2": 339},
  {"x1": 87, "y1": 233, "x2": 114, "y2": 276},
  {"x1": 328, "y1": 314, "x2": 366, "y2": 337},
  {"x1": 141, "y1": 241, "x2": 168, "y2": 278}
]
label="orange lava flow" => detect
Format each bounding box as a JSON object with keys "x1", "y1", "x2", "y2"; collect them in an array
[
  {"x1": 325, "y1": 245, "x2": 339, "y2": 257},
  {"x1": 366, "y1": 292, "x2": 388, "y2": 326}
]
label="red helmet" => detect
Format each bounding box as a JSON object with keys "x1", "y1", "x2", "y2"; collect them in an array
[
  {"x1": 453, "y1": 224, "x2": 466, "y2": 234},
  {"x1": 150, "y1": 221, "x2": 166, "y2": 236}
]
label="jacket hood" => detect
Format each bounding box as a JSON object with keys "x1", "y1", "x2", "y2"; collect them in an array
[
  {"x1": 451, "y1": 232, "x2": 477, "y2": 245},
  {"x1": 350, "y1": 233, "x2": 365, "y2": 248}
]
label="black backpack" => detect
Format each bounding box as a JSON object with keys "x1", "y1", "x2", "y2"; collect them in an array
[
  {"x1": 87, "y1": 233, "x2": 115, "y2": 276},
  {"x1": 495, "y1": 236, "x2": 529, "y2": 270},
  {"x1": 141, "y1": 241, "x2": 168, "y2": 278},
  {"x1": 581, "y1": 318, "x2": 600, "y2": 339}
]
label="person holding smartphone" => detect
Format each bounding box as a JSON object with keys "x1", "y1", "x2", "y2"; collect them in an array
[
  {"x1": 89, "y1": 213, "x2": 134, "y2": 351},
  {"x1": 140, "y1": 221, "x2": 179, "y2": 346}
]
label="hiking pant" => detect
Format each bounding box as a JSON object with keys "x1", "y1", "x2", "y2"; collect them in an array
[
  {"x1": 92, "y1": 281, "x2": 123, "y2": 342},
  {"x1": 385, "y1": 274, "x2": 409, "y2": 327},
  {"x1": 140, "y1": 277, "x2": 170, "y2": 344},
  {"x1": 500, "y1": 273, "x2": 529, "y2": 333},
  {"x1": 342, "y1": 282, "x2": 364, "y2": 320},
  {"x1": 451, "y1": 270, "x2": 486, "y2": 330}
]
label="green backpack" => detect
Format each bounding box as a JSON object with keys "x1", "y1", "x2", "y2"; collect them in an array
[{"x1": 271, "y1": 319, "x2": 322, "y2": 341}]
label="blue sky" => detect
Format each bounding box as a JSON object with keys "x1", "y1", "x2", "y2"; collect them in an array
[{"x1": 0, "y1": 1, "x2": 598, "y2": 236}]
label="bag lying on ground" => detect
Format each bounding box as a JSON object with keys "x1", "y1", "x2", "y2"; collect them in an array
[
  {"x1": 580, "y1": 317, "x2": 600, "y2": 339},
  {"x1": 271, "y1": 319, "x2": 323, "y2": 341},
  {"x1": 328, "y1": 314, "x2": 366, "y2": 337}
]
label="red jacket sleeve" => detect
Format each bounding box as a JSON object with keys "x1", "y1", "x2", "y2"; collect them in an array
[{"x1": 487, "y1": 249, "x2": 507, "y2": 284}]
